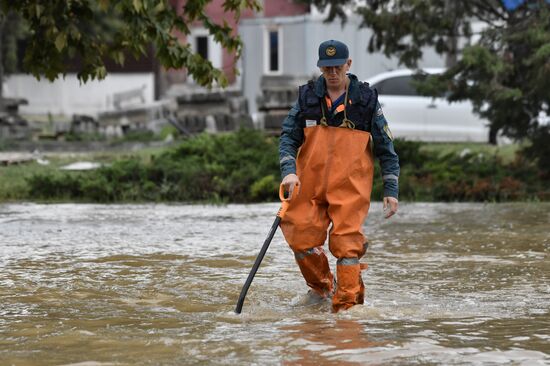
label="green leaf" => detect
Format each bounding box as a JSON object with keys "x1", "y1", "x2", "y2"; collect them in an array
[
  {"x1": 95, "y1": 66, "x2": 107, "y2": 79},
  {"x1": 99, "y1": 0, "x2": 110, "y2": 11},
  {"x1": 113, "y1": 51, "x2": 125, "y2": 65},
  {"x1": 35, "y1": 4, "x2": 44, "y2": 18},
  {"x1": 68, "y1": 25, "x2": 81, "y2": 41},
  {"x1": 55, "y1": 32, "x2": 67, "y2": 52},
  {"x1": 154, "y1": 1, "x2": 165, "y2": 13},
  {"x1": 133, "y1": 0, "x2": 142, "y2": 13}
]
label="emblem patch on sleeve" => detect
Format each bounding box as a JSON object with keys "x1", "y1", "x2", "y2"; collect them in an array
[
  {"x1": 377, "y1": 107, "x2": 384, "y2": 116},
  {"x1": 383, "y1": 124, "x2": 394, "y2": 140}
]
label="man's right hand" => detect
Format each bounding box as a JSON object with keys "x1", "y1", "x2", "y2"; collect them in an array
[{"x1": 281, "y1": 173, "x2": 301, "y2": 200}]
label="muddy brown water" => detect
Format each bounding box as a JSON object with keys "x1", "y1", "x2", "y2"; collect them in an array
[{"x1": 0, "y1": 202, "x2": 549, "y2": 365}]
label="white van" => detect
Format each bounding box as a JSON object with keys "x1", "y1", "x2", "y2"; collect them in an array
[{"x1": 367, "y1": 69, "x2": 490, "y2": 142}]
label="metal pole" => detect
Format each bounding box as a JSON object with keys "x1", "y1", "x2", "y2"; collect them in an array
[
  {"x1": 234, "y1": 184, "x2": 291, "y2": 314},
  {"x1": 234, "y1": 215, "x2": 281, "y2": 314}
]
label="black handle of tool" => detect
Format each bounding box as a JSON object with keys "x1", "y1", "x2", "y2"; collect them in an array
[
  {"x1": 234, "y1": 184, "x2": 293, "y2": 314},
  {"x1": 235, "y1": 215, "x2": 281, "y2": 314}
]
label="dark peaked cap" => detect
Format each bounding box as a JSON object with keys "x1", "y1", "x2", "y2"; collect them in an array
[{"x1": 317, "y1": 40, "x2": 349, "y2": 67}]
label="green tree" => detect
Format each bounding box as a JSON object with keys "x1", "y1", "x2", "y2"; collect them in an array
[
  {"x1": 0, "y1": 11, "x2": 26, "y2": 101},
  {"x1": 299, "y1": 0, "x2": 550, "y2": 170},
  {"x1": 0, "y1": 0, "x2": 261, "y2": 87}
]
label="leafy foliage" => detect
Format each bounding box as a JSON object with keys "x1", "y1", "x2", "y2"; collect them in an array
[
  {"x1": 0, "y1": 11, "x2": 26, "y2": 75},
  {"x1": 20, "y1": 132, "x2": 549, "y2": 203},
  {"x1": 391, "y1": 138, "x2": 548, "y2": 202},
  {"x1": 26, "y1": 128, "x2": 281, "y2": 203},
  {"x1": 0, "y1": 0, "x2": 261, "y2": 87},
  {"x1": 522, "y1": 125, "x2": 550, "y2": 175}
]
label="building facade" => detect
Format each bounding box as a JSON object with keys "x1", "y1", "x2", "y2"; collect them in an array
[
  {"x1": 4, "y1": 2, "x2": 446, "y2": 127},
  {"x1": 239, "y1": 11, "x2": 445, "y2": 118}
]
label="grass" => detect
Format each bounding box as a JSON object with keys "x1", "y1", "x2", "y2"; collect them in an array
[
  {"x1": 0, "y1": 162, "x2": 51, "y2": 201},
  {"x1": 419, "y1": 142, "x2": 522, "y2": 164},
  {"x1": 0, "y1": 145, "x2": 171, "y2": 202},
  {"x1": 41, "y1": 144, "x2": 170, "y2": 164}
]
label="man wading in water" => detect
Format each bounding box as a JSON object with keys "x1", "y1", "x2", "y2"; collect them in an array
[{"x1": 278, "y1": 40, "x2": 400, "y2": 312}]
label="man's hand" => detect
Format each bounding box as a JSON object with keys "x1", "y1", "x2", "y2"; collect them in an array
[
  {"x1": 281, "y1": 173, "x2": 301, "y2": 199},
  {"x1": 383, "y1": 197, "x2": 398, "y2": 219}
]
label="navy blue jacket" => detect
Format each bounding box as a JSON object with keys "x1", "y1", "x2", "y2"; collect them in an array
[{"x1": 279, "y1": 74, "x2": 400, "y2": 198}]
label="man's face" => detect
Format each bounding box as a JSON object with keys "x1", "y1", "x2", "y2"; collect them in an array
[{"x1": 320, "y1": 59, "x2": 351, "y2": 89}]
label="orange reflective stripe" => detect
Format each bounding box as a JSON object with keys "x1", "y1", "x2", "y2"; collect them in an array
[
  {"x1": 334, "y1": 104, "x2": 345, "y2": 114},
  {"x1": 324, "y1": 96, "x2": 332, "y2": 110}
]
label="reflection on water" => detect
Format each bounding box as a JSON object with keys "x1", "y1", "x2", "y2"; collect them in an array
[
  {"x1": 0, "y1": 202, "x2": 549, "y2": 365},
  {"x1": 281, "y1": 319, "x2": 390, "y2": 366}
]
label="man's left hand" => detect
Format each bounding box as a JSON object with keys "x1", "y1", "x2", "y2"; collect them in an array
[{"x1": 383, "y1": 197, "x2": 398, "y2": 219}]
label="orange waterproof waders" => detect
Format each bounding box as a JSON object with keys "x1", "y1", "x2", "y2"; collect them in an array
[{"x1": 280, "y1": 125, "x2": 374, "y2": 312}]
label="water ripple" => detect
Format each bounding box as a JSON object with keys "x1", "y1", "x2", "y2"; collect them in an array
[{"x1": 0, "y1": 202, "x2": 549, "y2": 365}]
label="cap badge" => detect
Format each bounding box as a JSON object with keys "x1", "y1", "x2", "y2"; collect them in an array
[{"x1": 325, "y1": 46, "x2": 337, "y2": 57}]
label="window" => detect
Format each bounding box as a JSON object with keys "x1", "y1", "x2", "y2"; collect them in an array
[
  {"x1": 269, "y1": 31, "x2": 279, "y2": 72},
  {"x1": 190, "y1": 29, "x2": 221, "y2": 69},
  {"x1": 264, "y1": 28, "x2": 282, "y2": 74},
  {"x1": 188, "y1": 30, "x2": 222, "y2": 84},
  {"x1": 196, "y1": 36, "x2": 208, "y2": 60},
  {"x1": 374, "y1": 76, "x2": 419, "y2": 96}
]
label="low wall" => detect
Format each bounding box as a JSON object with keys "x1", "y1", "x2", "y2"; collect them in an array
[{"x1": 4, "y1": 73, "x2": 155, "y2": 117}]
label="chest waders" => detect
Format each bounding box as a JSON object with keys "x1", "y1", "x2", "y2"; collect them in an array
[{"x1": 280, "y1": 85, "x2": 375, "y2": 312}]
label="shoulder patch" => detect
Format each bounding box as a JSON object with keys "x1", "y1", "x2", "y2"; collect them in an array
[
  {"x1": 377, "y1": 106, "x2": 384, "y2": 116},
  {"x1": 383, "y1": 124, "x2": 394, "y2": 140}
]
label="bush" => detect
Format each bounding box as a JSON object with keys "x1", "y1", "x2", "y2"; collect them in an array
[
  {"x1": 251, "y1": 175, "x2": 279, "y2": 201},
  {"x1": 24, "y1": 128, "x2": 280, "y2": 203},
  {"x1": 121, "y1": 129, "x2": 157, "y2": 142},
  {"x1": 20, "y1": 130, "x2": 548, "y2": 203},
  {"x1": 26, "y1": 172, "x2": 82, "y2": 200},
  {"x1": 80, "y1": 174, "x2": 113, "y2": 202},
  {"x1": 523, "y1": 126, "x2": 550, "y2": 177},
  {"x1": 393, "y1": 138, "x2": 426, "y2": 168}
]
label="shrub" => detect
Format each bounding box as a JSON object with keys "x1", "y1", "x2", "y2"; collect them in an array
[
  {"x1": 251, "y1": 175, "x2": 279, "y2": 201},
  {"x1": 19, "y1": 130, "x2": 548, "y2": 203},
  {"x1": 26, "y1": 172, "x2": 82, "y2": 200},
  {"x1": 523, "y1": 126, "x2": 550, "y2": 177}
]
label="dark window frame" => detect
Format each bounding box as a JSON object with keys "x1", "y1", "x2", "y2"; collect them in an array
[
  {"x1": 268, "y1": 30, "x2": 279, "y2": 72},
  {"x1": 196, "y1": 36, "x2": 209, "y2": 61}
]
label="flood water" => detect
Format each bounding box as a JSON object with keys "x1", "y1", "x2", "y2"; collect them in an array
[{"x1": 0, "y1": 202, "x2": 549, "y2": 365}]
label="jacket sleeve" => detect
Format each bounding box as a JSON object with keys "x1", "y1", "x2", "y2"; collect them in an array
[
  {"x1": 279, "y1": 101, "x2": 304, "y2": 179},
  {"x1": 371, "y1": 101, "x2": 400, "y2": 199}
]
